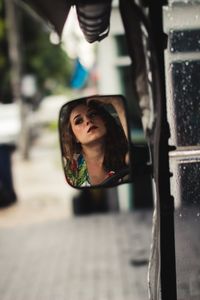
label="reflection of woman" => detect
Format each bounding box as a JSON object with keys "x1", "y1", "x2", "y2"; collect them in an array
[{"x1": 60, "y1": 97, "x2": 128, "y2": 186}]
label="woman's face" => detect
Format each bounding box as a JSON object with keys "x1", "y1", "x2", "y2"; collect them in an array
[{"x1": 69, "y1": 104, "x2": 107, "y2": 146}]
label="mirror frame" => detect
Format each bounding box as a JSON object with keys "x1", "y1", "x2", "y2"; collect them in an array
[{"x1": 58, "y1": 94, "x2": 134, "y2": 189}]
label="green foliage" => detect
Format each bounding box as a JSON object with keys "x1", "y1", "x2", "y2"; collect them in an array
[
  {"x1": 21, "y1": 11, "x2": 72, "y2": 96},
  {"x1": 48, "y1": 120, "x2": 58, "y2": 132},
  {"x1": 0, "y1": 0, "x2": 12, "y2": 102},
  {"x1": 0, "y1": 18, "x2": 5, "y2": 39},
  {"x1": 0, "y1": 0, "x2": 73, "y2": 101}
]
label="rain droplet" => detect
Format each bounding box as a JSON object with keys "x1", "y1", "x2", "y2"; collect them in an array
[{"x1": 197, "y1": 212, "x2": 200, "y2": 217}]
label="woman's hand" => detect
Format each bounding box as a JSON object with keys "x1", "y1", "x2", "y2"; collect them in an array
[{"x1": 87, "y1": 96, "x2": 128, "y2": 139}]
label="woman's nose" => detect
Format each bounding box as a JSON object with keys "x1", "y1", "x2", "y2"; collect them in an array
[{"x1": 85, "y1": 117, "x2": 92, "y2": 125}]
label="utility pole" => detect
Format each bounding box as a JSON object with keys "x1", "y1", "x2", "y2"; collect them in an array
[
  {"x1": 5, "y1": 0, "x2": 30, "y2": 159},
  {"x1": 4, "y1": 0, "x2": 22, "y2": 101}
]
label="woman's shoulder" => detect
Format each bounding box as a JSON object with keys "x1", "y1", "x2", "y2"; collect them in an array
[{"x1": 64, "y1": 154, "x2": 90, "y2": 187}]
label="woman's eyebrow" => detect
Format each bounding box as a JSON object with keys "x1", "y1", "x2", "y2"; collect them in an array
[
  {"x1": 73, "y1": 114, "x2": 81, "y2": 121},
  {"x1": 87, "y1": 108, "x2": 96, "y2": 113}
]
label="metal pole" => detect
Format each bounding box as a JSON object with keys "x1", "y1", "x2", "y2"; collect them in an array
[{"x1": 5, "y1": 0, "x2": 30, "y2": 159}]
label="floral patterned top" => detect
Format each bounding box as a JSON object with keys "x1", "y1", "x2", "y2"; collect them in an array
[{"x1": 64, "y1": 154, "x2": 115, "y2": 187}]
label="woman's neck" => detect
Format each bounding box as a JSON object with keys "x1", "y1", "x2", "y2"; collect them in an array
[
  {"x1": 82, "y1": 142, "x2": 108, "y2": 185},
  {"x1": 82, "y1": 142, "x2": 105, "y2": 164}
]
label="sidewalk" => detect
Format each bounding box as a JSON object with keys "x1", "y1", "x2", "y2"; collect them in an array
[
  {"x1": 0, "y1": 211, "x2": 153, "y2": 300},
  {"x1": 0, "y1": 127, "x2": 78, "y2": 227},
  {"x1": 0, "y1": 125, "x2": 154, "y2": 300}
]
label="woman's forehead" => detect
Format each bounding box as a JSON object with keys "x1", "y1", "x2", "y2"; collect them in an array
[
  {"x1": 70, "y1": 104, "x2": 91, "y2": 120},
  {"x1": 71, "y1": 104, "x2": 88, "y2": 114}
]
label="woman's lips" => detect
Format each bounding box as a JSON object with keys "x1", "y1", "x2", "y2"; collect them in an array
[{"x1": 87, "y1": 125, "x2": 98, "y2": 133}]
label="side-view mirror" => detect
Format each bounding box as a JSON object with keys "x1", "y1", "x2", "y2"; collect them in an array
[{"x1": 58, "y1": 94, "x2": 136, "y2": 188}]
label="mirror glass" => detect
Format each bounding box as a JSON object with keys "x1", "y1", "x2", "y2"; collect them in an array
[{"x1": 58, "y1": 95, "x2": 132, "y2": 188}]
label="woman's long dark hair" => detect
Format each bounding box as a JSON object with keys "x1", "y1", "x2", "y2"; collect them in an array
[{"x1": 60, "y1": 98, "x2": 128, "y2": 172}]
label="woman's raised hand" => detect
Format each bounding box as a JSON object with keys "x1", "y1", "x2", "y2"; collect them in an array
[{"x1": 87, "y1": 96, "x2": 128, "y2": 139}]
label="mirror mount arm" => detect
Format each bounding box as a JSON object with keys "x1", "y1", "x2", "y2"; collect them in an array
[
  {"x1": 129, "y1": 143, "x2": 153, "y2": 178},
  {"x1": 132, "y1": 162, "x2": 153, "y2": 179}
]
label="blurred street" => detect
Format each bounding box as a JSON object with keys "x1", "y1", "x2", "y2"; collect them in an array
[
  {"x1": 0, "y1": 125, "x2": 77, "y2": 227},
  {"x1": 0, "y1": 124, "x2": 153, "y2": 300}
]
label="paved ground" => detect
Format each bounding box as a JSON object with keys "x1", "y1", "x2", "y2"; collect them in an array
[
  {"x1": 0, "y1": 128, "x2": 78, "y2": 227},
  {"x1": 0, "y1": 211, "x2": 153, "y2": 300},
  {"x1": 0, "y1": 125, "x2": 154, "y2": 300}
]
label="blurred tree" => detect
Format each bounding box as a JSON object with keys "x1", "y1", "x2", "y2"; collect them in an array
[
  {"x1": 1, "y1": 0, "x2": 73, "y2": 160},
  {"x1": 0, "y1": 0, "x2": 72, "y2": 103},
  {"x1": 21, "y1": 11, "x2": 73, "y2": 97}
]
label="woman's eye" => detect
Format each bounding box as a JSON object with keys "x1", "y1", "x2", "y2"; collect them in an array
[
  {"x1": 88, "y1": 111, "x2": 98, "y2": 118},
  {"x1": 74, "y1": 117, "x2": 83, "y2": 125}
]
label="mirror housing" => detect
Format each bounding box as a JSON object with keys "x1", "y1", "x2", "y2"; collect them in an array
[{"x1": 58, "y1": 94, "x2": 136, "y2": 188}]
